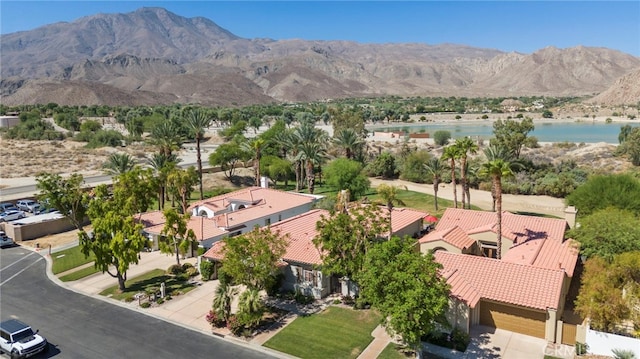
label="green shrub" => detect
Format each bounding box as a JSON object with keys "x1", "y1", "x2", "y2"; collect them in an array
[
  {"x1": 433, "y1": 130, "x2": 451, "y2": 146},
  {"x1": 80, "y1": 120, "x2": 102, "y2": 132},
  {"x1": 265, "y1": 273, "x2": 285, "y2": 297},
  {"x1": 156, "y1": 298, "x2": 165, "y2": 305},
  {"x1": 167, "y1": 264, "x2": 184, "y2": 275},
  {"x1": 140, "y1": 302, "x2": 151, "y2": 308},
  {"x1": 611, "y1": 349, "x2": 636, "y2": 359},
  {"x1": 86, "y1": 129, "x2": 124, "y2": 148},
  {"x1": 575, "y1": 342, "x2": 588, "y2": 355},
  {"x1": 481, "y1": 114, "x2": 489, "y2": 119},
  {"x1": 199, "y1": 260, "x2": 214, "y2": 281},
  {"x1": 185, "y1": 267, "x2": 198, "y2": 277},
  {"x1": 182, "y1": 262, "x2": 194, "y2": 270},
  {"x1": 196, "y1": 247, "x2": 206, "y2": 256},
  {"x1": 294, "y1": 290, "x2": 314, "y2": 305},
  {"x1": 606, "y1": 118, "x2": 613, "y2": 123}
]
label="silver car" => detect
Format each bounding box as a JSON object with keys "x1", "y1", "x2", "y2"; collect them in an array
[{"x1": 0, "y1": 210, "x2": 26, "y2": 222}]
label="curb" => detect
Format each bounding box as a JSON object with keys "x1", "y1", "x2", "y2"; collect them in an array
[{"x1": 34, "y1": 246, "x2": 297, "y2": 359}]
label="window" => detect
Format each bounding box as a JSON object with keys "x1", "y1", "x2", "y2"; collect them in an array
[
  {"x1": 480, "y1": 241, "x2": 498, "y2": 259},
  {"x1": 295, "y1": 266, "x2": 319, "y2": 287},
  {"x1": 265, "y1": 218, "x2": 271, "y2": 226}
]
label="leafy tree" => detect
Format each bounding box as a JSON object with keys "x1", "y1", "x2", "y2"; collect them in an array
[
  {"x1": 399, "y1": 149, "x2": 431, "y2": 183},
  {"x1": 159, "y1": 208, "x2": 197, "y2": 266},
  {"x1": 542, "y1": 110, "x2": 553, "y2": 118},
  {"x1": 36, "y1": 173, "x2": 89, "y2": 230},
  {"x1": 185, "y1": 109, "x2": 214, "y2": 200},
  {"x1": 314, "y1": 204, "x2": 387, "y2": 281},
  {"x1": 424, "y1": 157, "x2": 445, "y2": 211},
  {"x1": 479, "y1": 158, "x2": 514, "y2": 259},
  {"x1": 80, "y1": 120, "x2": 102, "y2": 133},
  {"x1": 220, "y1": 227, "x2": 287, "y2": 291},
  {"x1": 53, "y1": 112, "x2": 80, "y2": 131},
  {"x1": 103, "y1": 153, "x2": 136, "y2": 175},
  {"x1": 575, "y1": 252, "x2": 640, "y2": 332},
  {"x1": 490, "y1": 117, "x2": 534, "y2": 159},
  {"x1": 365, "y1": 151, "x2": 397, "y2": 179},
  {"x1": 376, "y1": 184, "x2": 406, "y2": 239},
  {"x1": 616, "y1": 127, "x2": 640, "y2": 166},
  {"x1": 324, "y1": 158, "x2": 370, "y2": 200},
  {"x1": 81, "y1": 168, "x2": 156, "y2": 291},
  {"x1": 433, "y1": 130, "x2": 452, "y2": 146},
  {"x1": 209, "y1": 139, "x2": 250, "y2": 181},
  {"x1": 166, "y1": 167, "x2": 198, "y2": 214},
  {"x1": 566, "y1": 174, "x2": 640, "y2": 217},
  {"x1": 260, "y1": 155, "x2": 293, "y2": 188},
  {"x1": 568, "y1": 207, "x2": 640, "y2": 262},
  {"x1": 359, "y1": 236, "x2": 449, "y2": 355},
  {"x1": 219, "y1": 120, "x2": 247, "y2": 141}
]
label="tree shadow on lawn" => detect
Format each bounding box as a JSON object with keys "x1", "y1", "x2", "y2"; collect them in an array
[{"x1": 102, "y1": 271, "x2": 195, "y2": 301}]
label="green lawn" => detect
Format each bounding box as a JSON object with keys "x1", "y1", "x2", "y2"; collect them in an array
[
  {"x1": 263, "y1": 306, "x2": 382, "y2": 359},
  {"x1": 378, "y1": 343, "x2": 414, "y2": 359},
  {"x1": 51, "y1": 246, "x2": 95, "y2": 274},
  {"x1": 99, "y1": 269, "x2": 196, "y2": 301},
  {"x1": 59, "y1": 265, "x2": 100, "y2": 282}
]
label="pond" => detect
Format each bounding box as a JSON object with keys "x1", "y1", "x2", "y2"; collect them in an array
[{"x1": 368, "y1": 120, "x2": 640, "y2": 144}]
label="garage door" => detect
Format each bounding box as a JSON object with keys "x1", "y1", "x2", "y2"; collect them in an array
[{"x1": 479, "y1": 301, "x2": 546, "y2": 339}]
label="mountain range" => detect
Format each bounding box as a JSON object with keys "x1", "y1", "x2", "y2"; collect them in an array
[{"x1": 2, "y1": 7, "x2": 639, "y2": 107}]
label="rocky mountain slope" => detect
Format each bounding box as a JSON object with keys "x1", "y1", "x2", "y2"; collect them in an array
[{"x1": 2, "y1": 7, "x2": 639, "y2": 106}]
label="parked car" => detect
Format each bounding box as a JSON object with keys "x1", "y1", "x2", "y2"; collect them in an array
[
  {"x1": 0, "y1": 231, "x2": 14, "y2": 248},
  {"x1": 35, "y1": 207, "x2": 59, "y2": 215},
  {"x1": 0, "y1": 319, "x2": 48, "y2": 358},
  {"x1": 16, "y1": 199, "x2": 40, "y2": 213},
  {"x1": 0, "y1": 210, "x2": 26, "y2": 222},
  {"x1": 0, "y1": 202, "x2": 18, "y2": 212}
]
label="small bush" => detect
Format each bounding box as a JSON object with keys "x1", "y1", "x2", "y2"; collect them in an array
[
  {"x1": 481, "y1": 114, "x2": 489, "y2": 119},
  {"x1": 185, "y1": 267, "x2": 198, "y2": 277},
  {"x1": 341, "y1": 295, "x2": 355, "y2": 306},
  {"x1": 182, "y1": 262, "x2": 194, "y2": 270},
  {"x1": 156, "y1": 298, "x2": 165, "y2": 305},
  {"x1": 575, "y1": 342, "x2": 588, "y2": 356},
  {"x1": 433, "y1": 130, "x2": 452, "y2": 146},
  {"x1": 611, "y1": 349, "x2": 636, "y2": 359},
  {"x1": 606, "y1": 118, "x2": 613, "y2": 123},
  {"x1": 294, "y1": 290, "x2": 315, "y2": 305},
  {"x1": 200, "y1": 260, "x2": 214, "y2": 281},
  {"x1": 140, "y1": 302, "x2": 151, "y2": 309},
  {"x1": 167, "y1": 264, "x2": 184, "y2": 275},
  {"x1": 206, "y1": 310, "x2": 226, "y2": 328}
]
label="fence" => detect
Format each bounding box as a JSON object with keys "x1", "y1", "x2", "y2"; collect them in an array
[{"x1": 586, "y1": 327, "x2": 640, "y2": 357}]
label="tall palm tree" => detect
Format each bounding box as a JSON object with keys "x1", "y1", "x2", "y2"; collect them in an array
[
  {"x1": 103, "y1": 153, "x2": 136, "y2": 175},
  {"x1": 151, "y1": 121, "x2": 183, "y2": 157},
  {"x1": 148, "y1": 153, "x2": 180, "y2": 210},
  {"x1": 241, "y1": 138, "x2": 267, "y2": 186},
  {"x1": 295, "y1": 141, "x2": 326, "y2": 194},
  {"x1": 333, "y1": 128, "x2": 364, "y2": 160},
  {"x1": 376, "y1": 184, "x2": 407, "y2": 239},
  {"x1": 424, "y1": 157, "x2": 445, "y2": 211},
  {"x1": 442, "y1": 145, "x2": 461, "y2": 208},
  {"x1": 483, "y1": 145, "x2": 518, "y2": 211},
  {"x1": 479, "y1": 158, "x2": 514, "y2": 260},
  {"x1": 454, "y1": 137, "x2": 479, "y2": 209},
  {"x1": 185, "y1": 109, "x2": 214, "y2": 200}
]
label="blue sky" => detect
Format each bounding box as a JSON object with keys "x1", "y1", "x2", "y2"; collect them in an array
[{"x1": 1, "y1": 1, "x2": 639, "y2": 56}]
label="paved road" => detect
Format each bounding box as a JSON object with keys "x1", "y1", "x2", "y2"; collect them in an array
[{"x1": 0, "y1": 246, "x2": 273, "y2": 359}]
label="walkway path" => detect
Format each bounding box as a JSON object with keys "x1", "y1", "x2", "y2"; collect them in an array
[
  {"x1": 369, "y1": 178, "x2": 567, "y2": 218},
  {"x1": 357, "y1": 325, "x2": 395, "y2": 359}
]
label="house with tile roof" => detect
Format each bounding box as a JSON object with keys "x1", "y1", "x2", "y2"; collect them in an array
[
  {"x1": 203, "y1": 205, "x2": 428, "y2": 299},
  {"x1": 418, "y1": 207, "x2": 580, "y2": 343},
  {"x1": 138, "y1": 187, "x2": 320, "y2": 251}
]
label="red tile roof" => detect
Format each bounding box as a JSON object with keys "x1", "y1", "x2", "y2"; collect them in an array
[
  {"x1": 382, "y1": 207, "x2": 428, "y2": 235},
  {"x1": 502, "y1": 238, "x2": 579, "y2": 277},
  {"x1": 434, "y1": 251, "x2": 565, "y2": 311},
  {"x1": 418, "y1": 226, "x2": 476, "y2": 250},
  {"x1": 134, "y1": 210, "x2": 166, "y2": 227},
  {"x1": 145, "y1": 216, "x2": 226, "y2": 241},
  {"x1": 436, "y1": 208, "x2": 567, "y2": 243},
  {"x1": 441, "y1": 268, "x2": 481, "y2": 307},
  {"x1": 189, "y1": 187, "x2": 316, "y2": 227}
]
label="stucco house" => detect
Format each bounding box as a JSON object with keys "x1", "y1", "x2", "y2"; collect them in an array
[
  {"x1": 203, "y1": 205, "x2": 428, "y2": 299},
  {"x1": 137, "y1": 187, "x2": 320, "y2": 251},
  {"x1": 418, "y1": 208, "x2": 579, "y2": 343}
]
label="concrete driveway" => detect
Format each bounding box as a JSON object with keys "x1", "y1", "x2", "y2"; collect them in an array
[{"x1": 423, "y1": 325, "x2": 574, "y2": 359}]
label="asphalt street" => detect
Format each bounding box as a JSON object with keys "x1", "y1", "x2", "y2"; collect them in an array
[{"x1": 0, "y1": 245, "x2": 273, "y2": 359}]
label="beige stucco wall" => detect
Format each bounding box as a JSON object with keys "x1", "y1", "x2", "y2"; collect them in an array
[
  {"x1": 546, "y1": 308, "x2": 557, "y2": 342},
  {"x1": 392, "y1": 220, "x2": 422, "y2": 239},
  {"x1": 446, "y1": 298, "x2": 471, "y2": 333},
  {"x1": 4, "y1": 217, "x2": 78, "y2": 241},
  {"x1": 420, "y1": 240, "x2": 463, "y2": 255}
]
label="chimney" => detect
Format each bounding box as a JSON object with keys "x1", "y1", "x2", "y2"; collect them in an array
[{"x1": 564, "y1": 206, "x2": 578, "y2": 229}]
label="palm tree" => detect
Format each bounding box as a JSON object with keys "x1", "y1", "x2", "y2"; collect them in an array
[
  {"x1": 483, "y1": 145, "x2": 518, "y2": 211},
  {"x1": 185, "y1": 109, "x2": 214, "y2": 200},
  {"x1": 479, "y1": 158, "x2": 514, "y2": 260},
  {"x1": 148, "y1": 153, "x2": 180, "y2": 210},
  {"x1": 103, "y1": 153, "x2": 136, "y2": 175},
  {"x1": 212, "y1": 283, "x2": 238, "y2": 322},
  {"x1": 424, "y1": 157, "x2": 445, "y2": 211},
  {"x1": 442, "y1": 145, "x2": 460, "y2": 208},
  {"x1": 237, "y1": 288, "x2": 264, "y2": 328},
  {"x1": 241, "y1": 138, "x2": 267, "y2": 186},
  {"x1": 151, "y1": 121, "x2": 183, "y2": 157},
  {"x1": 333, "y1": 128, "x2": 364, "y2": 160},
  {"x1": 376, "y1": 184, "x2": 407, "y2": 239},
  {"x1": 454, "y1": 137, "x2": 479, "y2": 209},
  {"x1": 295, "y1": 141, "x2": 326, "y2": 194}
]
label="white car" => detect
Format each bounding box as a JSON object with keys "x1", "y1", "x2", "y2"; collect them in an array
[
  {"x1": 0, "y1": 319, "x2": 48, "y2": 358},
  {"x1": 0, "y1": 210, "x2": 26, "y2": 222}
]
